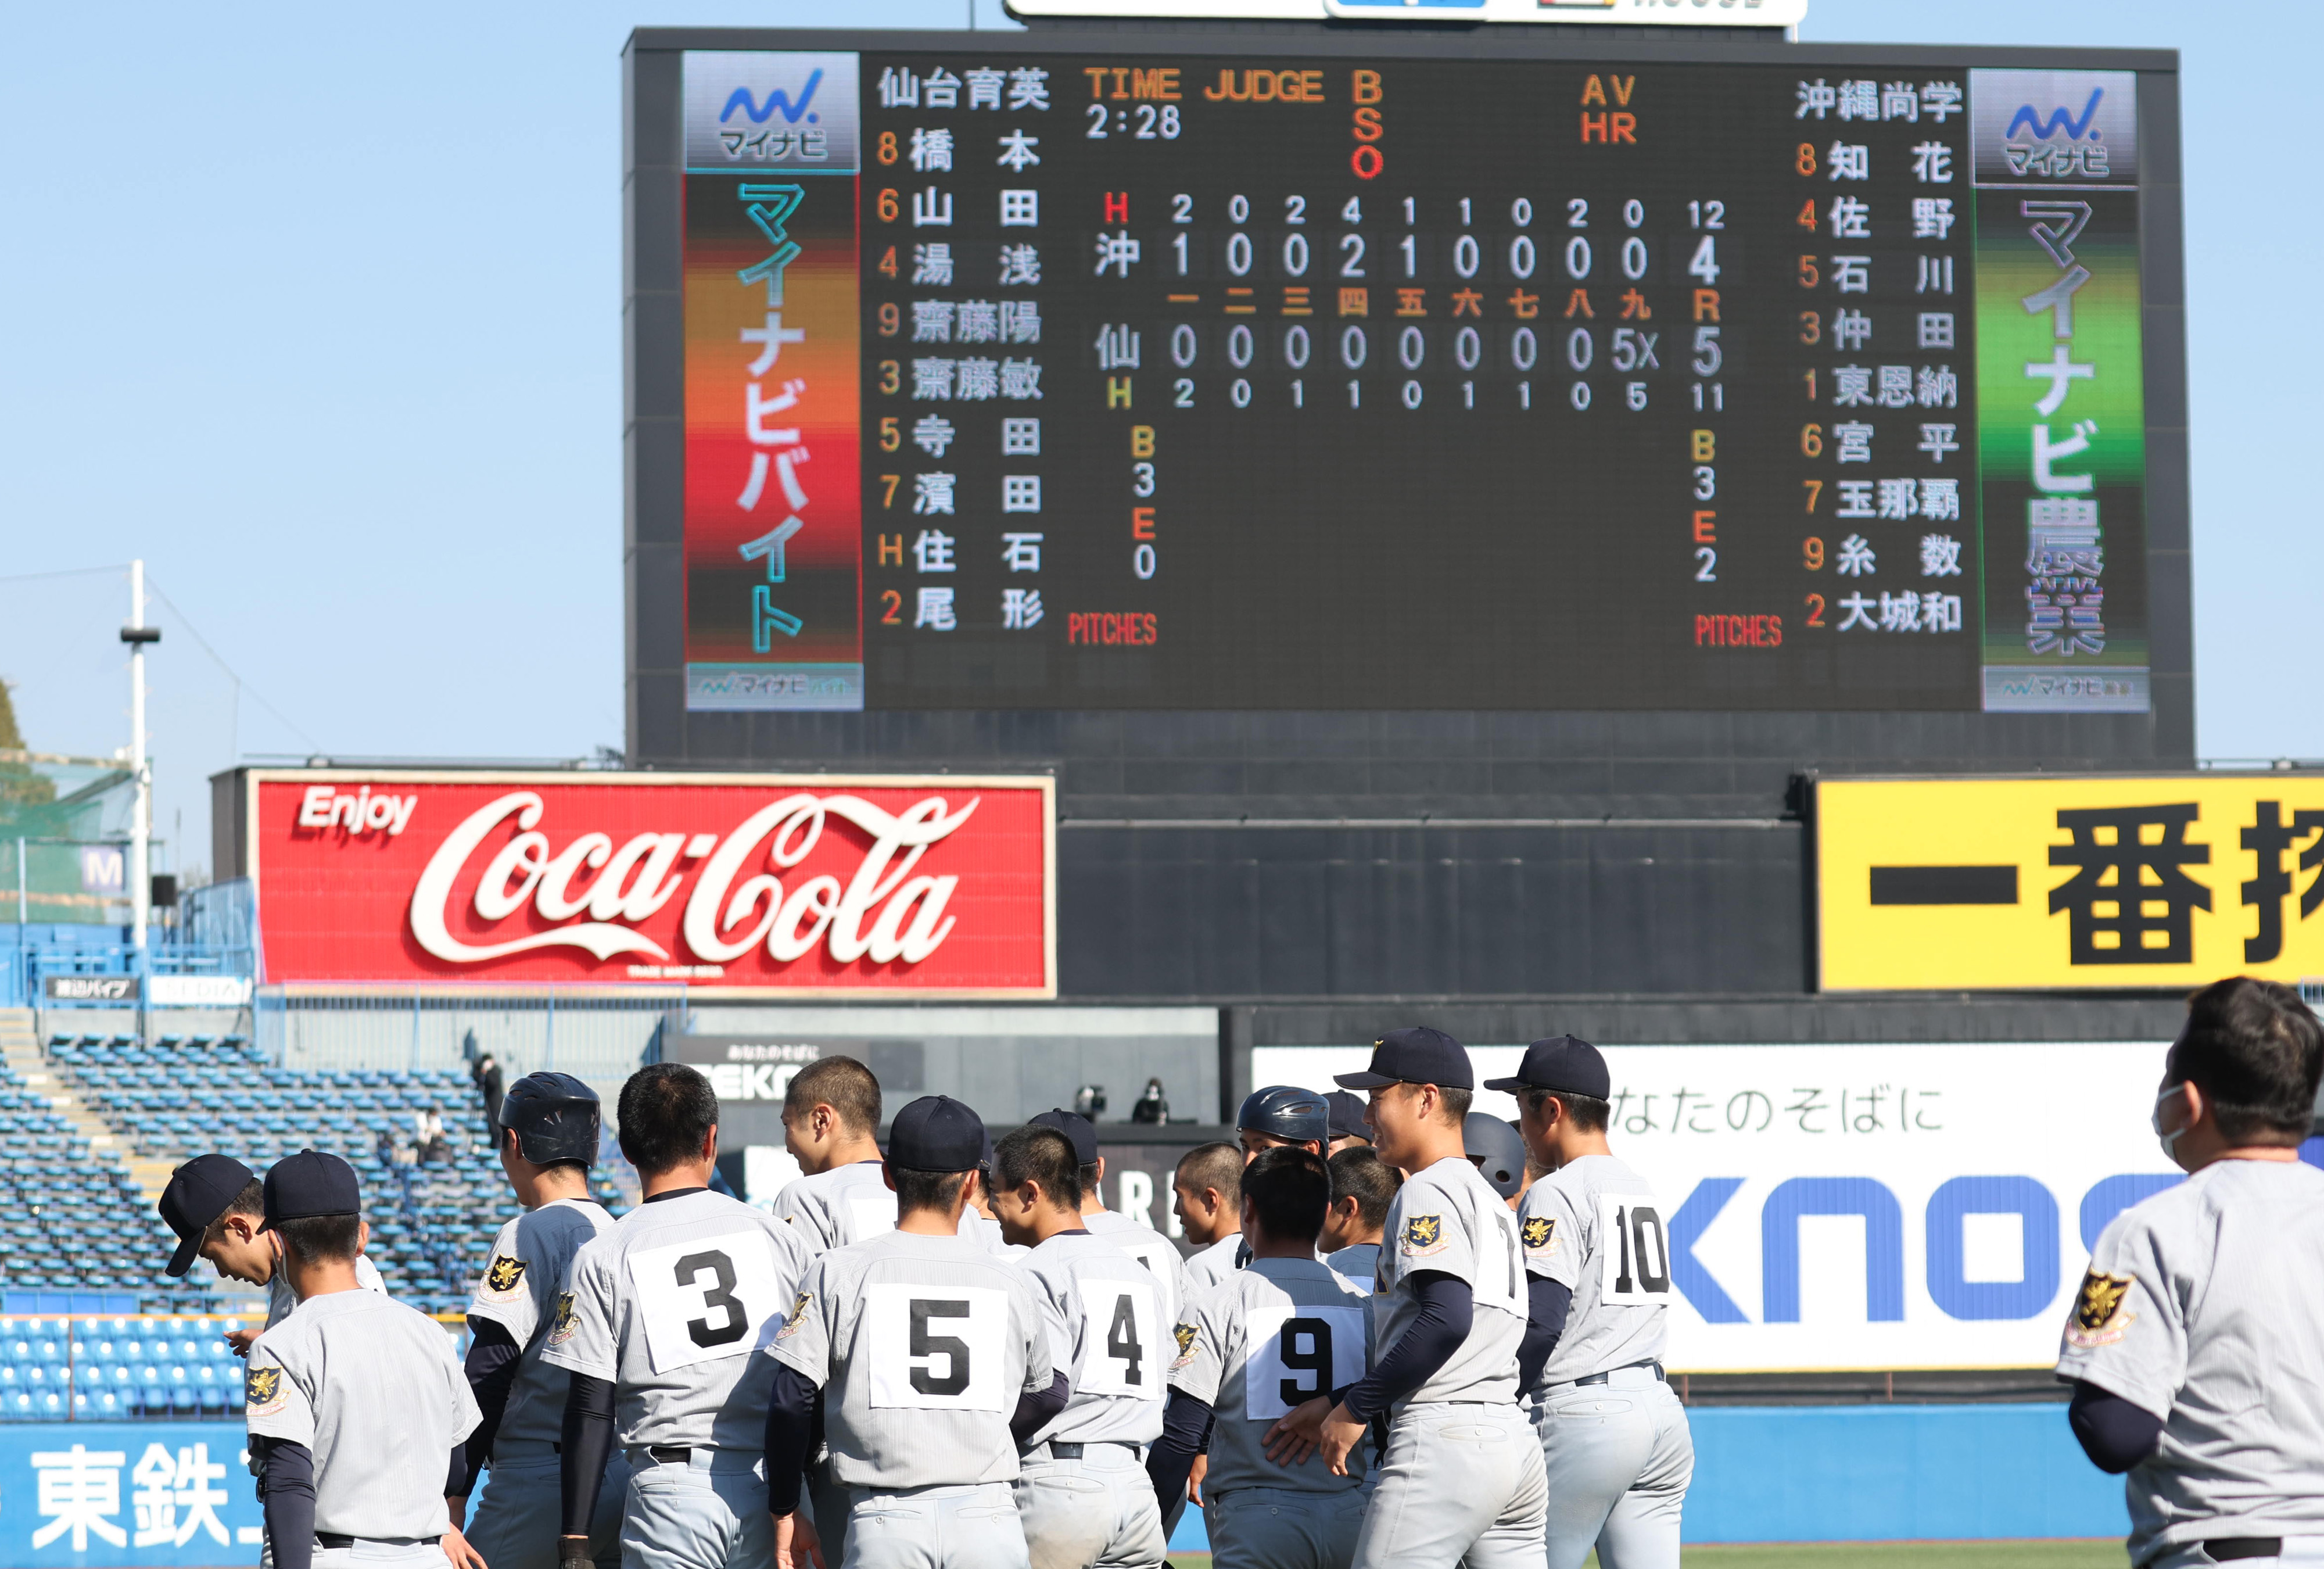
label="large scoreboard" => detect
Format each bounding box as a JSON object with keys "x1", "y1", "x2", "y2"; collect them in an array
[{"x1": 639, "y1": 28, "x2": 2176, "y2": 719}]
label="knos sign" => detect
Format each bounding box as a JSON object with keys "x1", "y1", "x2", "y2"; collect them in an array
[{"x1": 244, "y1": 771, "x2": 1054, "y2": 995}]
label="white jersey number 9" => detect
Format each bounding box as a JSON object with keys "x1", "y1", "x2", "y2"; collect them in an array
[
  {"x1": 1243, "y1": 1304, "x2": 1368, "y2": 1420},
  {"x1": 629, "y1": 1232, "x2": 790, "y2": 1373},
  {"x1": 1596, "y1": 1195, "x2": 1671, "y2": 1305},
  {"x1": 866, "y1": 1284, "x2": 1009, "y2": 1412},
  {"x1": 1075, "y1": 1279, "x2": 1161, "y2": 1399}
]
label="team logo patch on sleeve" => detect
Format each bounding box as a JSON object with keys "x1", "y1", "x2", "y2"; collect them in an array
[
  {"x1": 481, "y1": 1256, "x2": 528, "y2": 1299},
  {"x1": 1401, "y1": 1215, "x2": 1446, "y2": 1257},
  {"x1": 546, "y1": 1291, "x2": 580, "y2": 1347},
  {"x1": 774, "y1": 1291, "x2": 814, "y2": 1340},
  {"x1": 1520, "y1": 1216, "x2": 1556, "y2": 1256},
  {"x1": 245, "y1": 1365, "x2": 284, "y2": 1416},
  {"x1": 2065, "y1": 1270, "x2": 2137, "y2": 1348},
  {"x1": 1170, "y1": 1321, "x2": 1199, "y2": 1370}
]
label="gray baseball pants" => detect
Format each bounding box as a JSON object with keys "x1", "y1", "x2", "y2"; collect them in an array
[
  {"x1": 620, "y1": 1448, "x2": 773, "y2": 1569},
  {"x1": 1205, "y1": 1484, "x2": 1365, "y2": 1569},
  {"x1": 1530, "y1": 1365, "x2": 1694, "y2": 1569},
  {"x1": 462, "y1": 1439, "x2": 630, "y2": 1569},
  {"x1": 1012, "y1": 1443, "x2": 1165, "y2": 1569},
  {"x1": 1350, "y1": 1401, "x2": 1548, "y2": 1569},
  {"x1": 841, "y1": 1480, "x2": 1029, "y2": 1569}
]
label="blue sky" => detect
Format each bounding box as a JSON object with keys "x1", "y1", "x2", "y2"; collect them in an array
[{"x1": 0, "y1": 1, "x2": 2304, "y2": 876}]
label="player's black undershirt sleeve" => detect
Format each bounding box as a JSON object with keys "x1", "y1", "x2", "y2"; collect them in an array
[
  {"x1": 1515, "y1": 1277, "x2": 1574, "y2": 1392},
  {"x1": 451, "y1": 1319, "x2": 523, "y2": 1499},
  {"x1": 558, "y1": 1372, "x2": 616, "y2": 1538},
  {"x1": 1343, "y1": 1271, "x2": 1471, "y2": 1422},
  {"x1": 1145, "y1": 1388, "x2": 1214, "y2": 1509},
  {"x1": 253, "y1": 1437, "x2": 317, "y2": 1569},
  {"x1": 1011, "y1": 1369, "x2": 1071, "y2": 1446},
  {"x1": 764, "y1": 1363, "x2": 821, "y2": 1516},
  {"x1": 2067, "y1": 1379, "x2": 2163, "y2": 1473}
]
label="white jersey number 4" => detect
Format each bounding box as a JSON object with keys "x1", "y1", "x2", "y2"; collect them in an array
[
  {"x1": 629, "y1": 1233, "x2": 790, "y2": 1373},
  {"x1": 1075, "y1": 1279, "x2": 1161, "y2": 1399},
  {"x1": 865, "y1": 1284, "x2": 1009, "y2": 1412},
  {"x1": 1595, "y1": 1195, "x2": 1672, "y2": 1305}
]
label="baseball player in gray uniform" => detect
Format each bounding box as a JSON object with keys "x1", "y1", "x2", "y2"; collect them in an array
[
  {"x1": 768, "y1": 1096, "x2": 1066, "y2": 1569},
  {"x1": 989, "y1": 1124, "x2": 1168, "y2": 1569},
  {"x1": 2058, "y1": 978, "x2": 2324, "y2": 1569},
  {"x1": 449, "y1": 1073, "x2": 626, "y2": 1569},
  {"x1": 242, "y1": 1149, "x2": 481, "y2": 1569},
  {"x1": 1030, "y1": 1109, "x2": 1186, "y2": 1327},
  {"x1": 770, "y1": 1056, "x2": 897, "y2": 1248},
  {"x1": 1319, "y1": 1147, "x2": 1398, "y2": 1291},
  {"x1": 1150, "y1": 1147, "x2": 1375, "y2": 1569},
  {"x1": 1268, "y1": 1029, "x2": 1548, "y2": 1569},
  {"x1": 1489, "y1": 1036, "x2": 1692, "y2": 1569},
  {"x1": 768, "y1": 1055, "x2": 900, "y2": 1563},
  {"x1": 157, "y1": 1154, "x2": 385, "y2": 1356},
  {"x1": 544, "y1": 1063, "x2": 815, "y2": 1569},
  {"x1": 1171, "y1": 1144, "x2": 1245, "y2": 1294}
]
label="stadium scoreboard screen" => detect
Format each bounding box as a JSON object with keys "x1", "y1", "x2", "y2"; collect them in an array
[{"x1": 658, "y1": 33, "x2": 2169, "y2": 716}]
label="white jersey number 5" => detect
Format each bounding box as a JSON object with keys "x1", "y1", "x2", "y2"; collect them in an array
[
  {"x1": 629, "y1": 1233, "x2": 788, "y2": 1373},
  {"x1": 1596, "y1": 1195, "x2": 1672, "y2": 1305},
  {"x1": 865, "y1": 1284, "x2": 1009, "y2": 1412}
]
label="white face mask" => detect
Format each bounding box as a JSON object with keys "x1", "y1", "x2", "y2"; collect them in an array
[{"x1": 2152, "y1": 1082, "x2": 2190, "y2": 1161}]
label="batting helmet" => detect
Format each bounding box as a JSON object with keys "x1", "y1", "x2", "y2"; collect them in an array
[
  {"x1": 1237, "y1": 1085, "x2": 1329, "y2": 1147},
  {"x1": 1464, "y1": 1113, "x2": 1527, "y2": 1201},
  {"x1": 500, "y1": 1071, "x2": 602, "y2": 1167}
]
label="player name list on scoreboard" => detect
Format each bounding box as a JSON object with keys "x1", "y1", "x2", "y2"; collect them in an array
[{"x1": 675, "y1": 44, "x2": 2151, "y2": 715}]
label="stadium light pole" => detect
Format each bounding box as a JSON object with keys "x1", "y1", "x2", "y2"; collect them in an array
[{"x1": 120, "y1": 560, "x2": 160, "y2": 954}]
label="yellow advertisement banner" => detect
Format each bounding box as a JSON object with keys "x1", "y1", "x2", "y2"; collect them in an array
[{"x1": 1818, "y1": 776, "x2": 2324, "y2": 991}]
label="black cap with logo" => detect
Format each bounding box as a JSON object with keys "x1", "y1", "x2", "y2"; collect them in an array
[
  {"x1": 1333, "y1": 1026, "x2": 1474, "y2": 1091},
  {"x1": 889, "y1": 1096, "x2": 987, "y2": 1173},
  {"x1": 158, "y1": 1154, "x2": 256, "y2": 1278},
  {"x1": 1482, "y1": 1036, "x2": 1612, "y2": 1101},
  {"x1": 1029, "y1": 1107, "x2": 1099, "y2": 1167},
  {"x1": 260, "y1": 1149, "x2": 363, "y2": 1231}
]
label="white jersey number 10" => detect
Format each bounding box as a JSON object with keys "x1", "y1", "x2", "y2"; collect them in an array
[{"x1": 1595, "y1": 1195, "x2": 1672, "y2": 1305}]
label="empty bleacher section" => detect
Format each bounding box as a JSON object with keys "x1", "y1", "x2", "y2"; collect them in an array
[
  {"x1": 0, "y1": 1020, "x2": 639, "y2": 1420},
  {"x1": 0, "y1": 1314, "x2": 254, "y2": 1420},
  {"x1": 51, "y1": 1032, "x2": 634, "y2": 1314}
]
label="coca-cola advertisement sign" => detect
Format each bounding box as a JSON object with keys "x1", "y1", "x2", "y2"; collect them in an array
[{"x1": 246, "y1": 771, "x2": 1055, "y2": 995}]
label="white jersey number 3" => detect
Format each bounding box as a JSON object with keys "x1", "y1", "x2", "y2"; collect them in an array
[
  {"x1": 1596, "y1": 1195, "x2": 1672, "y2": 1305},
  {"x1": 629, "y1": 1233, "x2": 789, "y2": 1373},
  {"x1": 1075, "y1": 1280, "x2": 1161, "y2": 1399}
]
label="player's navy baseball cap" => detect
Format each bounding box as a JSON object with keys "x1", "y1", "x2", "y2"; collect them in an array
[
  {"x1": 1334, "y1": 1027, "x2": 1474, "y2": 1091},
  {"x1": 1030, "y1": 1108, "x2": 1099, "y2": 1166},
  {"x1": 259, "y1": 1149, "x2": 362, "y2": 1231},
  {"x1": 1324, "y1": 1090, "x2": 1371, "y2": 1144},
  {"x1": 889, "y1": 1096, "x2": 985, "y2": 1173},
  {"x1": 1483, "y1": 1035, "x2": 1611, "y2": 1100},
  {"x1": 159, "y1": 1154, "x2": 256, "y2": 1278}
]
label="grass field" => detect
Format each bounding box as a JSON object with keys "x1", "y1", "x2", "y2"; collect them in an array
[{"x1": 1170, "y1": 1543, "x2": 2129, "y2": 1568}]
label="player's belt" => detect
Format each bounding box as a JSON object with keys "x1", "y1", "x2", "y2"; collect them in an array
[
  {"x1": 647, "y1": 1446, "x2": 693, "y2": 1463},
  {"x1": 1570, "y1": 1360, "x2": 1666, "y2": 1388},
  {"x1": 1030, "y1": 1441, "x2": 1146, "y2": 1461},
  {"x1": 2203, "y1": 1542, "x2": 2281, "y2": 1562},
  {"x1": 316, "y1": 1535, "x2": 442, "y2": 1550}
]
